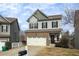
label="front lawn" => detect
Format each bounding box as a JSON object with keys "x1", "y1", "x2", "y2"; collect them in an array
[{"x1": 36, "y1": 47, "x2": 79, "y2": 56}]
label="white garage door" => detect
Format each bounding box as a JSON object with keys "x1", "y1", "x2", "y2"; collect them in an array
[
  {"x1": 0, "y1": 42, "x2": 5, "y2": 51},
  {"x1": 27, "y1": 37, "x2": 46, "y2": 46}
]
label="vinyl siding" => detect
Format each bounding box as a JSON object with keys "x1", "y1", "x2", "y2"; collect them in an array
[
  {"x1": 29, "y1": 20, "x2": 61, "y2": 30},
  {"x1": 10, "y1": 20, "x2": 20, "y2": 42},
  {"x1": 0, "y1": 25, "x2": 10, "y2": 37}
]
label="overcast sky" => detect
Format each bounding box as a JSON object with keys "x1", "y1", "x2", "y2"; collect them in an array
[{"x1": 0, "y1": 3, "x2": 79, "y2": 33}]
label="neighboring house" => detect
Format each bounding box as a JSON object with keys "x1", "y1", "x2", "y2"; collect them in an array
[
  {"x1": 26, "y1": 9, "x2": 62, "y2": 46},
  {"x1": 0, "y1": 15, "x2": 20, "y2": 50},
  {"x1": 74, "y1": 10, "x2": 79, "y2": 49}
]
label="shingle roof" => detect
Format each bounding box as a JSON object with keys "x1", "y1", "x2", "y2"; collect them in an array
[
  {"x1": 48, "y1": 15, "x2": 62, "y2": 20},
  {"x1": 27, "y1": 9, "x2": 62, "y2": 22},
  {"x1": 0, "y1": 15, "x2": 17, "y2": 23},
  {"x1": 34, "y1": 9, "x2": 48, "y2": 20},
  {"x1": 5, "y1": 17, "x2": 17, "y2": 23}
]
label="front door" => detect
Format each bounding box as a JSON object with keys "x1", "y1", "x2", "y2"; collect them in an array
[{"x1": 50, "y1": 35, "x2": 55, "y2": 44}]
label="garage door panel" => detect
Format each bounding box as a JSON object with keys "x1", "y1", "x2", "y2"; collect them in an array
[{"x1": 27, "y1": 37, "x2": 46, "y2": 46}]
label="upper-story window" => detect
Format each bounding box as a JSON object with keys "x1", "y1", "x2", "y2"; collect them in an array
[
  {"x1": 0, "y1": 25, "x2": 8, "y2": 32},
  {"x1": 29, "y1": 23, "x2": 33, "y2": 29},
  {"x1": 42, "y1": 22, "x2": 47, "y2": 28},
  {"x1": 52, "y1": 21, "x2": 58, "y2": 28},
  {"x1": 34, "y1": 23, "x2": 38, "y2": 29},
  {"x1": 29, "y1": 23, "x2": 38, "y2": 29}
]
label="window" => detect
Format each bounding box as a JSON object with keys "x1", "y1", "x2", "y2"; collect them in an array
[
  {"x1": 3, "y1": 25, "x2": 6, "y2": 32},
  {"x1": 1, "y1": 25, "x2": 3, "y2": 32},
  {"x1": 52, "y1": 21, "x2": 58, "y2": 28},
  {"x1": 34, "y1": 23, "x2": 38, "y2": 29},
  {"x1": 6, "y1": 25, "x2": 8, "y2": 32},
  {"x1": 29, "y1": 23, "x2": 33, "y2": 29},
  {"x1": 1, "y1": 25, "x2": 8, "y2": 32},
  {"x1": 42, "y1": 22, "x2": 47, "y2": 28},
  {"x1": 29, "y1": 23, "x2": 38, "y2": 29}
]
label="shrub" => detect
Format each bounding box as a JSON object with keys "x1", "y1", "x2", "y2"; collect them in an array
[
  {"x1": 22, "y1": 40, "x2": 26, "y2": 46},
  {"x1": 61, "y1": 38, "x2": 69, "y2": 48},
  {"x1": 55, "y1": 42, "x2": 62, "y2": 47},
  {"x1": 68, "y1": 38, "x2": 75, "y2": 48},
  {"x1": 55, "y1": 35, "x2": 69, "y2": 48},
  {"x1": 71, "y1": 39, "x2": 75, "y2": 47},
  {"x1": 2, "y1": 46, "x2": 8, "y2": 51},
  {"x1": 5, "y1": 42, "x2": 12, "y2": 50}
]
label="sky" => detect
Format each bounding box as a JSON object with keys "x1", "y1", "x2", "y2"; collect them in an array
[{"x1": 0, "y1": 3, "x2": 79, "y2": 33}]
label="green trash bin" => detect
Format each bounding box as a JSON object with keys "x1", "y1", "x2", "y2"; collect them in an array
[{"x1": 2, "y1": 46, "x2": 8, "y2": 51}]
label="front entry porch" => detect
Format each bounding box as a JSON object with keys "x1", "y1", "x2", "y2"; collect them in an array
[{"x1": 50, "y1": 33, "x2": 60, "y2": 44}]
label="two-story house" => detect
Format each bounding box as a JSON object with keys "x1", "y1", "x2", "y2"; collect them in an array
[
  {"x1": 0, "y1": 15, "x2": 20, "y2": 50},
  {"x1": 26, "y1": 9, "x2": 62, "y2": 46}
]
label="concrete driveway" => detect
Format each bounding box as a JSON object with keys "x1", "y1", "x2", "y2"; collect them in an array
[{"x1": 27, "y1": 46, "x2": 45, "y2": 56}]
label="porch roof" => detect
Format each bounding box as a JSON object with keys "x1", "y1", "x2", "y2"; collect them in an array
[{"x1": 26, "y1": 28, "x2": 62, "y2": 33}]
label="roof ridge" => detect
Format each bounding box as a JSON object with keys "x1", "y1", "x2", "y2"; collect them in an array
[{"x1": 34, "y1": 9, "x2": 48, "y2": 18}]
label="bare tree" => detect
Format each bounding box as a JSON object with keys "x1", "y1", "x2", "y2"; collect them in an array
[{"x1": 63, "y1": 8, "x2": 75, "y2": 27}]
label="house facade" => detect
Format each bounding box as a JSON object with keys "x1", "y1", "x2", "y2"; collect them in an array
[
  {"x1": 26, "y1": 9, "x2": 62, "y2": 46},
  {"x1": 0, "y1": 15, "x2": 20, "y2": 50}
]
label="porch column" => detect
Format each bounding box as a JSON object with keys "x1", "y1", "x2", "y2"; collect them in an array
[
  {"x1": 54, "y1": 35, "x2": 58, "y2": 43},
  {"x1": 59, "y1": 33, "x2": 62, "y2": 39}
]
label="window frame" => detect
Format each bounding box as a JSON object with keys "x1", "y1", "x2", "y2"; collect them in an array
[
  {"x1": 29, "y1": 23, "x2": 38, "y2": 29},
  {"x1": 0, "y1": 24, "x2": 8, "y2": 32},
  {"x1": 42, "y1": 22, "x2": 47, "y2": 28},
  {"x1": 52, "y1": 21, "x2": 58, "y2": 28}
]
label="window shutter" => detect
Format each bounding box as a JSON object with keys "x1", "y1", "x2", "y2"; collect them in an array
[
  {"x1": 42, "y1": 22, "x2": 43, "y2": 28},
  {"x1": 37, "y1": 23, "x2": 38, "y2": 29},
  {"x1": 6, "y1": 25, "x2": 8, "y2": 32},
  {"x1": 1, "y1": 25, "x2": 3, "y2": 32},
  {"x1": 29, "y1": 23, "x2": 31, "y2": 29},
  {"x1": 46, "y1": 22, "x2": 47, "y2": 28},
  {"x1": 56, "y1": 21, "x2": 58, "y2": 27},
  {"x1": 52, "y1": 22, "x2": 54, "y2": 28}
]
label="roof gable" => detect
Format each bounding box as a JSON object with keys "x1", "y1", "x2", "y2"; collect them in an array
[
  {"x1": 34, "y1": 9, "x2": 48, "y2": 20},
  {"x1": 29, "y1": 16, "x2": 38, "y2": 23},
  {"x1": 27, "y1": 9, "x2": 48, "y2": 22}
]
